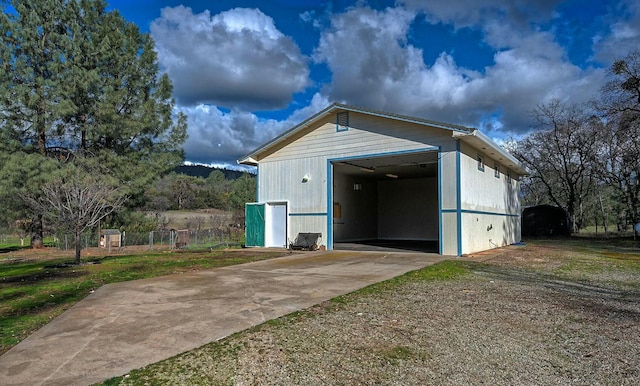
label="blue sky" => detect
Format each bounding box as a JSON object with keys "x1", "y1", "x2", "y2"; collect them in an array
[{"x1": 105, "y1": 0, "x2": 639, "y2": 168}]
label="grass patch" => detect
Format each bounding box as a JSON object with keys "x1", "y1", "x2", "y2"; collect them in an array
[
  {"x1": 0, "y1": 250, "x2": 286, "y2": 354},
  {"x1": 520, "y1": 237, "x2": 640, "y2": 290},
  {"x1": 384, "y1": 345, "x2": 416, "y2": 361},
  {"x1": 343, "y1": 259, "x2": 473, "y2": 299}
]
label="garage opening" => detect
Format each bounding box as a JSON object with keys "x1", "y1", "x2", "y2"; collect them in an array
[{"x1": 331, "y1": 151, "x2": 439, "y2": 253}]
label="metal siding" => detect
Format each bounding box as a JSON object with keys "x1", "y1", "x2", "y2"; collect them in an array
[
  {"x1": 327, "y1": 160, "x2": 333, "y2": 250},
  {"x1": 439, "y1": 150, "x2": 458, "y2": 210},
  {"x1": 258, "y1": 113, "x2": 456, "y2": 251},
  {"x1": 458, "y1": 142, "x2": 522, "y2": 254},
  {"x1": 265, "y1": 113, "x2": 452, "y2": 162},
  {"x1": 459, "y1": 142, "x2": 520, "y2": 214},
  {"x1": 461, "y1": 212, "x2": 520, "y2": 254},
  {"x1": 258, "y1": 158, "x2": 326, "y2": 214},
  {"x1": 440, "y1": 212, "x2": 458, "y2": 255},
  {"x1": 289, "y1": 215, "x2": 327, "y2": 248},
  {"x1": 456, "y1": 141, "x2": 462, "y2": 256}
]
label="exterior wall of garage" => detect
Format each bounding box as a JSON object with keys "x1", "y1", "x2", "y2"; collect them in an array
[
  {"x1": 244, "y1": 105, "x2": 523, "y2": 256},
  {"x1": 458, "y1": 141, "x2": 521, "y2": 254},
  {"x1": 256, "y1": 111, "x2": 459, "y2": 253}
]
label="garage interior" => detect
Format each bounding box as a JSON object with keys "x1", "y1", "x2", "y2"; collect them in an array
[{"x1": 332, "y1": 151, "x2": 439, "y2": 253}]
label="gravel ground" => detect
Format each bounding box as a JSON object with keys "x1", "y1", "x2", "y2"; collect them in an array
[{"x1": 114, "y1": 242, "x2": 640, "y2": 385}]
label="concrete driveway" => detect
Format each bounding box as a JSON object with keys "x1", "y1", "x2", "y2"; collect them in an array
[{"x1": 0, "y1": 250, "x2": 449, "y2": 385}]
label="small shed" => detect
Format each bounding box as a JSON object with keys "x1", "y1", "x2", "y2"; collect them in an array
[
  {"x1": 522, "y1": 205, "x2": 571, "y2": 237},
  {"x1": 173, "y1": 229, "x2": 190, "y2": 249},
  {"x1": 99, "y1": 229, "x2": 122, "y2": 248},
  {"x1": 238, "y1": 103, "x2": 527, "y2": 256}
]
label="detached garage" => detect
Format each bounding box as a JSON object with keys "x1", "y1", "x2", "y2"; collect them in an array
[{"x1": 238, "y1": 103, "x2": 526, "y2": 256}]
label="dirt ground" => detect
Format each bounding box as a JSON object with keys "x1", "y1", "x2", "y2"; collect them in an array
[{"x1": 113, "y1": 241, "x2": 640, "y2": 385}]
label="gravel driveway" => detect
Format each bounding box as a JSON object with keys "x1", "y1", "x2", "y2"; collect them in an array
[{"x1": 111, "y1": 241, "x2": 640, "y2": 385}]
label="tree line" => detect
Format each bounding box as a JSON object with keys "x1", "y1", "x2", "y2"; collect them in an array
[
  {"x1": 144, "y1": 170, "x2": 256, "y2": 213},
  {"x1": 512, "y1": 50, "x2": 640, "y2": 234}
]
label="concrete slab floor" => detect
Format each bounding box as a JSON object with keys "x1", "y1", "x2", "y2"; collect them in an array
[{"x1": 0, "y1": 250, "x2": 451, "y2": 386}]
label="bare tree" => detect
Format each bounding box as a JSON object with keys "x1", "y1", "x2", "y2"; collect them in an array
[
  {"x1": 513, "y1": 100, "x2": 598, "y2": 232},
  {"x1": 595, "y1": 51, "x2": 640, "y2": 227},
  {"x1": 185, "y1": 216, "x2": 206, "y2": 232},
  {"x1": 23, "y1": 171, "x2": 126, "y2": 264}
]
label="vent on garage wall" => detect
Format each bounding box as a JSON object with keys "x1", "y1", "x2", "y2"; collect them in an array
[{"x1": 336, "y1": 111, "x2": 349, "y2": 132}]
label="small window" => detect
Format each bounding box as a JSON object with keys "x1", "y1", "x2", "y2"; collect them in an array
[
  {"x1": 494, "y1": 163, "x2": 500, "y2": 178},
  {"x1": 336, "y1": 111, "x2": 349, "y2": 132},
  {"x1": 506, "y1": 171, "x2": 512, "y2": 182},
  {"x1": 477, "y1": 155, "x2": 485, "y2": 171}
]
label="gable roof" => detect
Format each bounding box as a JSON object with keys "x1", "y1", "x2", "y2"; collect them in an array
[{"x1": 238, "y1": 102, "x2": 526, "y2": 175}]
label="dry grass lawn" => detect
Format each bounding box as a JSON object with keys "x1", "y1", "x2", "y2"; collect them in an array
[{"x1": 104, "y1": 238, "x2": 640, "y2": 385}]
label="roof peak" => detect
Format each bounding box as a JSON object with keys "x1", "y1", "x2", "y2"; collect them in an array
[{"x1": 239, "y1": 102, "x2": 480, "y2": 166}]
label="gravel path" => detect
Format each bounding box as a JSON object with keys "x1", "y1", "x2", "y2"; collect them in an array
[{"x1": 114, "y1": 244, "x2": 640, "y2": 385}]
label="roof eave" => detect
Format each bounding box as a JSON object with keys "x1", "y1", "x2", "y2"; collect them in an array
[
  {"x1": 237, "y1": 103, "x2": 341, "y2": 165},
  {"x1": 237, "y1": 156, "x2": 258, "y2": 166},
  {"x1": 453, "y1": 130, "x2": 528, "y2": 175}
]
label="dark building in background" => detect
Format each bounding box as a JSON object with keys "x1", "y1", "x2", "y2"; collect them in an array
[{"x1": 522, "y1": 205, "x2": 571, "y2": 237}]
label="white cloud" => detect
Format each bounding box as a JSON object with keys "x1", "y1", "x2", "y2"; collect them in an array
[
  {"x1": 313, "y1": 4, "x2": 606, "y2": 135},
  {"x1": 180, "y1": 93, "x2": 329, "y2": 165},
  {"x1": 161, "y1": 1, "x2": 633, "y2": 166},
  {"x1": 151, "y1": 6, "x2": 310, "y2": 109},
  {"x1": 592, "y1": 0, "x2": 639, "y2": 64},
  {"x1": 180, "y1": 105, "x2": 283, "y2": 165},
  {"x1": 400, "y1": 0, "x2": 561, "y2": 29}
]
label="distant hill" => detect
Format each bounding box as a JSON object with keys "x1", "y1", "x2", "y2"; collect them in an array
[{"x1": 174, "y1": 165, "x2": 253, "y2": 180}]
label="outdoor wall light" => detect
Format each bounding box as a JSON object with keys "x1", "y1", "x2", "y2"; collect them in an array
[{"x1": 302, "y1": 174, "x2": 310, "y2": 183}]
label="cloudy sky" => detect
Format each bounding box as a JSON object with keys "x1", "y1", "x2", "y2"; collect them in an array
[{"x1": 107, "y1": 0, "x2": 639, "y2": 168}]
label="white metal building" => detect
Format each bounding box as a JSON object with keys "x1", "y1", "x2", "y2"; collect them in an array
[{"x1": 238, "y1": 103, "x2": 526, "y2": 256}]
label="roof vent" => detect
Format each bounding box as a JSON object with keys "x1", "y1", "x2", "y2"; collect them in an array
[{"x1": 336, "y1": 111, "x2": 349, "y2": 132}]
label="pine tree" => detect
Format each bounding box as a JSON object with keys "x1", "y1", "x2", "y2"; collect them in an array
[{"x1": 0, "y1": 0, "x2": 187, "y2": 250}]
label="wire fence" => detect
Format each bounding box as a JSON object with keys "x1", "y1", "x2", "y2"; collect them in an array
[
  {"x1": 0, "y1": 235, "x2": 30, "y2": 247},
  {"x1": 1, "y1": 227, "x2": 245, "y2": 252}
]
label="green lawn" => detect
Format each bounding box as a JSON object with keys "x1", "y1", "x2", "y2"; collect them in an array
[{"x1": 0, "y1": 249, "x2": 287, "y2": 354}]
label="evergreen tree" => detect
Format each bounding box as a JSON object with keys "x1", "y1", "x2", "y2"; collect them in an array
[
  {"x1": 0, "y1": 0, "x2": 187, "y2": 248},
  {"x1": 231, "y1": 174, "x2": 257, "y2": 210}
]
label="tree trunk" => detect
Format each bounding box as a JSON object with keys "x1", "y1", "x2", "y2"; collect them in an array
[
  {"x1": 598, "y1": 193, "x2": 608, "y2": 233},
  {"x1": 30, "y1": 215, "x2": 45, "y2": 249},
  {"x1": 75, "y1": 230, "x2": 82, "y2": 265}
]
